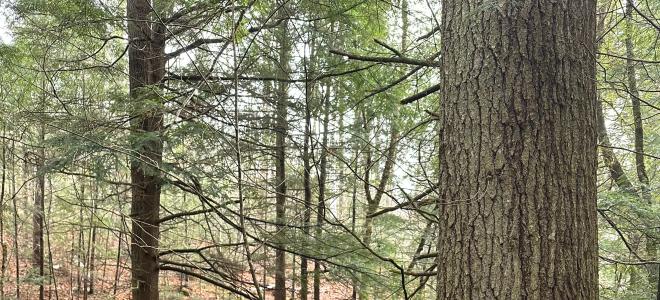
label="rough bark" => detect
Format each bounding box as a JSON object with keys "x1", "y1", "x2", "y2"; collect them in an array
[
  {"x1": 436, "y1": 1, "x2": 599, "y2": 299},
  {"x1": 127, "y1": 0, "x2": 165, "y2": 299}
]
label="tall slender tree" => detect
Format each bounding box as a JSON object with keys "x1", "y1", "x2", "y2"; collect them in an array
[
  {"x1": 274, "y1": 3, "x2": 292, "y2": 299},
  {"x1": 127, "y1": 0, "x2": 166, "y2": 298},
  {"x1": 300, "y1": 24, "x2": 317, "y2": 300},
  {"x1": 314, "y1": 83, "x2": 331, "y2": 300},
  {"x1": 624, "y1": 0, "x2": 658, "y2": 291},
  {"x1": 32, "y1": 81, "x2": 46, "y2": 300}
]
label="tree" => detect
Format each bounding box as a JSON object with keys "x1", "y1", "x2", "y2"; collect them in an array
[
  {"x1": 624, "y1": 0, "x2": 658, "y2": 289},
  {"x1": 435, "y1": 1, "x2": 599, "y2": 298},
  {"x1": 273, "y1": 4, "x2": 292, "y2": 299},
  {"x1": 32, "y1": 93, "x2": 45, "y2": 300},
  {"x1": 314, "y1": 83, "x2": 330, "y2": 300},
  {"x1": 126, "y1": 0, "x2": 166, "y2": 298},
  {"x1": 4, "y1": 0, "x2": 660, "y2": 298}
]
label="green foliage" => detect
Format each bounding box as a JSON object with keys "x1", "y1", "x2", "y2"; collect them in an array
[{"x1": 0, "y1": 0, "x2": 658, "y2": 299}]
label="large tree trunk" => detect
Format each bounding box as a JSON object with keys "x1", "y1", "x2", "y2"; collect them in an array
[
  {"x1": 435, "y1": 1, "x2": 599, "y2": 299},
  {"x1": 127, "y1": 0, "x2": 165, "y2": 299}
]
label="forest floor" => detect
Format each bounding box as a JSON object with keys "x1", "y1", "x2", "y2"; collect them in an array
[
  {"x1": 0, "y1": 243, "x2": 353, "y2": 299},
  {"x1": 1, "y1": 260, "x2": 354, "y2": 299}
]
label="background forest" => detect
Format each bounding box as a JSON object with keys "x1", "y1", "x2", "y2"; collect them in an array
[{"x1": 0, "y1": 0, "x2": 658, "y2": 299}]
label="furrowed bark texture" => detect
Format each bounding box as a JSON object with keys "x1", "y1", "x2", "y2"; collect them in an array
[
  {"x1": 127, "y1": 0, "x2": 165, "y2": 299},
  {"x1": 436, "y1": 1, "x2": 599, "y2": 299}
]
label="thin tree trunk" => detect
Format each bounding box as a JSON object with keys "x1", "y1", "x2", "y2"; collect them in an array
[
  {"x1": 82, "y1": 181, "x2": 89, "y2": 300},
  {"x1": 300, "y1": 126, "x2": 312, "y2": 300},
  {"x1": 359, "y1": 122, "x2": 398, "y2": 300},
  {"x1": 594, "y1": 6, "x2": 645, "y2": 291},
  {"x1": 86, "y1": 182, "x2": 98, "y2": 295},
  {"x1": 10, "y1": 140, "x2": 19, "y2": 299},
  {"x1": 596, "y1": 101, "x2": 634, "y2": 193},
  {"x1": 112, "y1": 184, "x2": 122, "y2": 297},
  {"x1": 274, "y1": 6, "x2": 292, "y2": 300},
  {"x1": 407, "y1": 221, "x2": 433, "y2": 272},
  {"x1": 0, "y1": 127, "x2": 6, "y2": 300},
  {"x1": 300, "y1": 24, "x2": 319, "y2": 300},
  {"x1": 597, "y1": 95, "x2": 647, "y2": 288},
  {"x1": 113, "y1": 227, "x2": 122, "y2": 296},
  {"x1": 436, "y1": 1, "x2": 599, "y2": 298},
  {"x1": 300, "y1": 49, "x2": 313, "y2": 300},
  {"x1": 361, "y1": 1, "x2": 407, "y2": 256},
  {"x1": 624, "y1": 0, "x2": 650, "y2": 203},
  {"x1": 46, "y1": 178, "x2": 59, "y2": 300},
  {"x1": 362, "y1": 0, "x2": 408, "y2": 251},
  {"x1": 313, "y1": 85, "x2": 331, "y2": 300},
  {"x1": 624, "y1": 1, "x2": 658, "y2": 292},
  {"x1": 33, "y1": 119, "x2": 45, "y2": 300},
  {"x1": 362, "y1": 125, "x2": 399, "y2": 247},
  {"x1": 179, "y1": 218, "x2": 189, "y2": 294},
  {"x1": 127, "y1": 0, "x2": 166, "y2": 298},
  {"x1": 69, "y1": 230, "x2": 75, "y2": 297},
  {"x1": 101, "y1": 230, "x2": 109, "y2": 283},
  {"x1": 77, "y1": 184, "x2": 84, "y2": 296},
  {"x1": 350, "y1": 104, "x2": 361, "y2": 300}
]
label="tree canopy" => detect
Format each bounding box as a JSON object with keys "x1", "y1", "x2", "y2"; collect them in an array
[{"x1": 0, "y1": 0, "x2": 658, "y2": 299}]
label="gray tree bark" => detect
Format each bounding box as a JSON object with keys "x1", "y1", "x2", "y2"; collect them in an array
[{"x1": 436, "y1": 1, "x2": 599, "y2": 298}]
